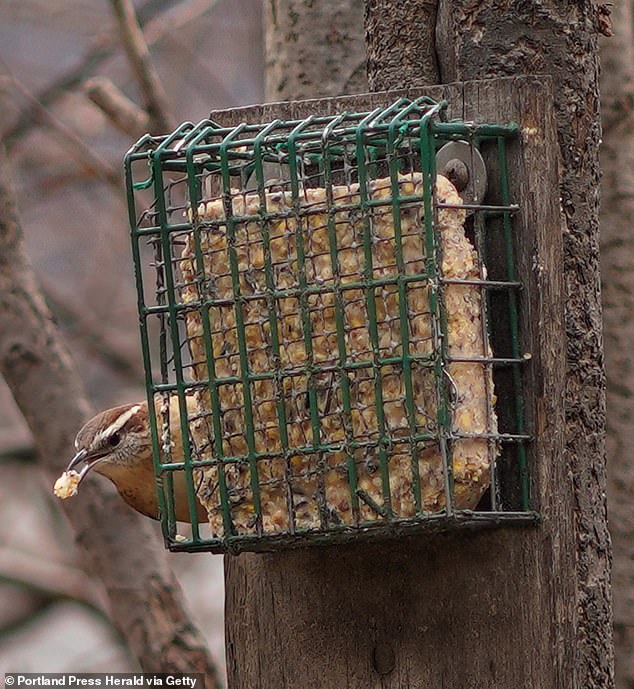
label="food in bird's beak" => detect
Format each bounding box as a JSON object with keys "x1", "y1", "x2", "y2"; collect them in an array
[
  {"x1": 53, "y1": 470, "x2": 81, "y2": 499},
  {"x1": 54, "y1": 448, "x2": 100, "y2": 499}
]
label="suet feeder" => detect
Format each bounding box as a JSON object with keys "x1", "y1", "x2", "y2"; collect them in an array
[{"x1": 125, "y1": 93, "x2": 537, "y2": 553}]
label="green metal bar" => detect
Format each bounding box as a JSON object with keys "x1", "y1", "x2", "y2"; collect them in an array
[
  {"x1": 127, "y1": 122, "x2": 194, "y2": 190},
  {"x1": 151, "y1": 149, "x2": 202, "y2": 537},
  {"x1": 125, "y1": 154, "x2": 174, "y2": 544},
  {"x1": 498, "y1": 136, "x2": 530, "y2": 510},
  {"x1": 155, "y1": 290, "x2": 177, "y2": 537},
  {"x1": 432, "y1": 121, "x2": 519, "y2": 139},
  {"x1": 219, "y1": 123, "x2": 264, "y2": 532},
  {"x1": 364, "y1": 99, "x2": 414, "y2": 127},
  {"x1": 149, "y1": 352, "x2": 525, "y2": 395},
  {"x1": 154, "y1": 119, "x2": 220, "y2": 156},
  {"x1": 437, "y1": 203, "x2": 519, "y2": 213},
  {"x1": 151, "y1": 355, "x2": 433, "y2": 388},
  {"x1": 321, "y1": 113, "x2": 360, "y2": 522},
  {"x1": 355, "y1": 109, "x2": 393, "y2": 520},
  {"x1": 385, "y1": 111, "x2": 422, "y2": 514},
  {"x1": 169, "y1": 510, "x2": 540, "y2": 554},
  {"x1": 286, "y1": 116, "x2": 329, "y2": 528},
  {"x1": 469, "y1": 147, "x2": 499, "y2": 511},
  {"x1": 140, "y1": 275, "x2": 520, "y2": 318},
  {"x1": 126, "y1": 132, "x2": 156, "y2": 156},
  {"x1": 153, "y1": 121, "x2": 197, "y2": 155},
  {"x1": 162, "y1": 449, "x2": 178, "y2": 537},
  {"x1": 252, "y1": 118, "x2": 298, "y2": 532},
  {"x1": 176, "y1": 118, "x2": 222, "y2": 149},
  {"x1": 419, "y1": 104, "x2": 454, "y2": 515},
  {"x1": 157, "y1": 430, "x2": 531, "y2": 471},
  {"x1": 185, "y1": 146, "x2": 234, "y2": 539},
  {"x1": 131, "y1": 201, "x2": 520, "y2": 238}
]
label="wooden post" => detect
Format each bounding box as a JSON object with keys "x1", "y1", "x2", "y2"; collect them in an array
[{"x1": 217, "y1": 75, "x2": 572, "y2": 688}]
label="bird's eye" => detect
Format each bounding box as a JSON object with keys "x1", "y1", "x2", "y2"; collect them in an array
[{"x1": 108, "y1": 432, "x2": 121, "y2": 447}]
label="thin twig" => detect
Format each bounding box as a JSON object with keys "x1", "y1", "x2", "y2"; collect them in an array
[
  {"x1": 3, "y1": 0, "x2": 219, "y2": 146},
  {"x1": 110, "y1": 0, "x2": 175, "y2": 134},
  {"x1": 6, "y1": 76, "x2": 121, "y2": 190},
  {"x1": 42, "y1": 280, "x2": 146, "y2": 383},
  {"x1": 87, "y1": 0, "x2": 223, "y2": 137},
  {"x1": 85, "y1": 77, "x2": 150, "y2": 138},
  {"x1": 1, "y1": 0, "x2": 178, "y2": 149}
]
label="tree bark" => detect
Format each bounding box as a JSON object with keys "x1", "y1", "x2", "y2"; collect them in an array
[
  {"x1": 364, "y1": 0, "x2": 439, "y2": 89},
  {"x1": 600, "y1": 3, "x2": 634, "y2": 686},
  {"x1": 0, "y1": 144, "x2": 221, "y2": 686},
  {"x1": 263, "y1": 0, "x2": 367, "y2": 101},
  {"x1": 434, "y1": 4, "x2": 612, "y2": 687}
]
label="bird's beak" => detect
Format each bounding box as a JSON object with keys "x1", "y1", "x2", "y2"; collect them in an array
[{"x1": 66, "y1": 448, "x2": 106, "y2": 483}]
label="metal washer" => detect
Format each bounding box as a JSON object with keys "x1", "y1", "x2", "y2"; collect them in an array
[{"x1": 436, "y1": 140, "x2": 488, "y2": 207}]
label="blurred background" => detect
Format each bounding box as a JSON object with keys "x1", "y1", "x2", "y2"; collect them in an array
[
  {"x1": 3, "y1": 2, "x2": 634, "y2": 687},
  {"x1": 0, "y1": 0, "x2": 263, "y2": 677}
]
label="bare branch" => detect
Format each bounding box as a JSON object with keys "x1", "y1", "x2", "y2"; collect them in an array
[
  {"x1": 0, "y1": 547, "x2": 107, "y2": 612},
  {"x1": 0, "y1": 428, "x2": 34, "y2": 462},
  {"x1": 42, "y1": 280, "x2": 145, "y2": 384},
  {"x1": 6, "y1": 76, "x2": 121, "y2": 190},
  {"x1": 143, "y1": 0, "x2": 221, "y2": 46},
  {"x1": 85, "y1": 77, "x2": 150, "y2": 138},
  {"x1": 0, "y1": 144, "x2": 221, "y2": 685},
  {"x1": 0, "y1": 594, "x2": 53, "y2": 639},
  {"x1": 3, "y1": 0, "x2": 220, "y2": 147},
  {"x1": 110, "y1": 0, "x2": 175, "y2": 134},
  {"x1": 1, "y1": 0, "x2": 178, "y2": 149}
]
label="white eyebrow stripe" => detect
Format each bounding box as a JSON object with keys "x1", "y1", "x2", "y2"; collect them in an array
[{"x1": 94, "y1": 404, "x2": 142, "y2": 446}]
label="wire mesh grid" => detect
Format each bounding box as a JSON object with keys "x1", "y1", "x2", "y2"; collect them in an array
[{"x1": 125, "y1": 96, "x2": 537, "y2": 553}]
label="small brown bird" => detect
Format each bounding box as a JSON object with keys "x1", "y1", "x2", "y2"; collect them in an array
[{"x1": 64, "y1": 396, "x2": 206, "y2": 523}]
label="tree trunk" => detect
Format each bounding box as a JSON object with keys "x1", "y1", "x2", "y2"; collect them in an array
[
  {"x1": 434, "y1": 4, "x2": 612, "y2": 687},
  {"x1": 364, "y1": 0, "x2": 438, "y2": 89},
  {"x1": 600, "y1": 3, "x2": 634, "y2": 686},
  {"x1": 263, "y1": 0, "x2": 367, "y2": 101}
]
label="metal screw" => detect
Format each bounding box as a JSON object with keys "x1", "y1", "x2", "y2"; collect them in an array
[{"x1": 442, "y1": 157, "x2": 470, "y2": 192}]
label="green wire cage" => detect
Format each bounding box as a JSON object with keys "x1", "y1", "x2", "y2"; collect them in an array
[{"x1": 124, "y1": 96, "x2": 537, "y2": 553}]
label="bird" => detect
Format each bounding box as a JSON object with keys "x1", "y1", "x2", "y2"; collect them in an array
[{"x1": 61, "y1": 395, "x2": 207, "y2": 523}]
